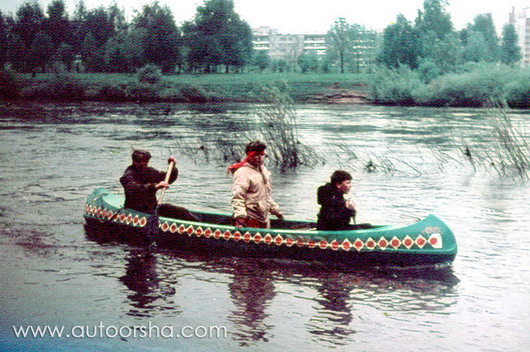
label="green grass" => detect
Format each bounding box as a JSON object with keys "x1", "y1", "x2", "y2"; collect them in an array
[{"x1": 16, "y1": 72, "x2": 370, "y2": 102}]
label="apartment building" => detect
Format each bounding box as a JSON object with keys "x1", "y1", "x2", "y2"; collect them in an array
[
  {"x1": 252, "y1": 27, "x2": 326, "y2": 61},
  {"x1": 509, "y1": 7, "x2": 530, "y2": 66}
]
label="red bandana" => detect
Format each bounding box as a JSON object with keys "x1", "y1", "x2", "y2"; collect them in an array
[{"x1": 227, "y1": 151, "x2": 262, "y2": 175}]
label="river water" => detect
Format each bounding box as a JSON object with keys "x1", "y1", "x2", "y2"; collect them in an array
[{"x1": 0, "y1": 102, "x2": 528, "y2": 351}]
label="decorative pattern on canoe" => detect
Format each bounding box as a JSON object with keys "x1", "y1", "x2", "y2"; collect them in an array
[{"x1": 84, "y1": 204, "x2": 443, "y2": 252}]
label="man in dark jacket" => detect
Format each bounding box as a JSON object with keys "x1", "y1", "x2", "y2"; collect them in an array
[
  {"x1": 317, "y1": 170, "x2": 357, "y2": 231},
  {"x1": 120, "y1": 150, "x2": 198, "y2": 221}
]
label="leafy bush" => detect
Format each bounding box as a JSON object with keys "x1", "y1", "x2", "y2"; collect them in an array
[
  {"x1": 136, "y1": 64, "x2": 163, "y2": 85},
  {"x1": 179, "y1": 84, "x2": 208, "y2": 103},
  {"x1": 126, "y1": 82, "x2": 161, "y2": 101},
  {"x1": 429, "y1": 64, "x2": 512, "y2": 107},
  {"x1": 21, "y1": 74, "x2": 85, "y2": 100},
  {"x1": 95, "y1": 84, "x2": 128, "y2": 101},
  {"x1": 505, "y1": 69, "x2": 530, "y2": 109},
  {"x1": 368, "y1": 66, "x2": 424, "y2": 105},
  {"x1": 0, "y1": 70, "x2": 21, "y2": 99}
]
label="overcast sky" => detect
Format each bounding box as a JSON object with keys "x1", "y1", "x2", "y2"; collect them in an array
[{"x1": 1, "y1": 0, "x2": 528, "y2": 33}]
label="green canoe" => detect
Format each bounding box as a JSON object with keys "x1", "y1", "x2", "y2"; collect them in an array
[{"x1": 84, "y1": 188, "x2": 457, "y2": 266}]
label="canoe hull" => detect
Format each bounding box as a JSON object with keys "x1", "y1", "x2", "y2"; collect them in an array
[{"x1": 84, "y1": 188, "x2": 457, "y2": 266}]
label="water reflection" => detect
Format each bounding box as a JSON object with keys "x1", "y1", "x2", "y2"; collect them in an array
[
  {"x1": 85, "y1": 224, "x2": 458, "y2": 346},
  {"x1": 85, "y1": 227, "x2": 181, "y2": 318}
]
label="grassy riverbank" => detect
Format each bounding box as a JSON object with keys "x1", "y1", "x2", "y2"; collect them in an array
[
  {"x1": 5, "y1": 72, "x2": 370, "y2": 104},
  {"x1": 1, "y1": 65, "x2": 529, "y2": 108}
]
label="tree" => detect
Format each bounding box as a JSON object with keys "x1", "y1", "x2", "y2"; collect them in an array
[
  {"x1": 122, "y1": 28, "x2": 148, "y2": 71},
  {"x1": 414, "y1": 0, "x2": 454, "y2": 60},
  {"x1": 298, "y1": 50, "x2": 320, "y2": 73},
  {"x1": 326, "y1": 18, "x2": 353, "y2": 73},
  {"x1": 81, "y1": 32, "x2": 104, "y2": 72},
  {"x1": 29, "y1": 31, "x2": 54, "y2": 72},
  {"x1": 378, "y1": 14, "x2": 419, "y2": 69},
  {"x1": 252, "y1": 50, "x2": 270, "y2": 72},
  {"x1": 13, "y1": 2, "x2": 45, "y2": 50},
  {"x1": 56, "y1": 42, "x2": 75, "y2": 71},
  {"x1": 183, "y1": 0, "x2": 252, "y2": 72},
  {"x1": 0, "y1": 11, "x2": 8, "y2": 68},
  {"x1": 465, "y1": 14, "x2": 499, "y2": 62},
  {"x1": 133, "y1": 2, "x2": 181, "y2": 73},
  {"x1": 500, "y1": 23, "x2": 521, "y2": 65},
  {"x1": 82, "y1": 6, "x2": 120, "y2": 48},
  {"x1": 462, "y1": 30, "x2": 489, "y2": 62},
  {"x1": 44, "y1": 0, "x2": 71, "y2": 50},
  {"x1": 349, "y1": 24, "x2": 377, "y2": 73},
  {"x1": 415, "y1": 0, "x2": 454, "y2": 40}
]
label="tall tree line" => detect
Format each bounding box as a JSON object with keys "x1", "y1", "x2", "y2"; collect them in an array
[
  {"x1": 0, "y1": 0, "x2": 523, "y2": 75},
  {"x1": 0, "y1": 0, "x2": 253, "y2": 74},
  {"x1": 376, "y1": 0, "x2": 522, "y2": 76}
]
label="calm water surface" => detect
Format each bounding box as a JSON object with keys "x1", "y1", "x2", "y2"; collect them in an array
[{"x1": 0, "y1": 102, "x2": 528, "y2": 351}]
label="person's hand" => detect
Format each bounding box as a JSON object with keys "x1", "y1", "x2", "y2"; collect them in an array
[
  {"x1": 155, "y1": 181, "x2": 169, "y2": 189},
  {"x1": 276, "y1": 212, "x2": 284, "y2": 221},
  {"x1": 168, "y1": 156, "x2": 177, "y2": 165},
  {"x1": 346, "y1": 200, "x2": 356, "y2": 211},
  {"x1": 235, "y1": 217, "x2": 247, "y2": 228}
]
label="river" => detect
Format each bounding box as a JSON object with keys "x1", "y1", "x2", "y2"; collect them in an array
[{"x1": 0, "y1": 102, "x2": 528, "y2": 351}]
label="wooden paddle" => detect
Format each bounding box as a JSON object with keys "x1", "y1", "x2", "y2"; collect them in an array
[{"x1": 144, "y1": 161, "x2": 175, "y2": 244}]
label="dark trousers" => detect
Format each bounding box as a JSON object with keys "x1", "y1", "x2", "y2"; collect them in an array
[{"x1": 158, "y1": 203, "x2": 201, "y2": 222}]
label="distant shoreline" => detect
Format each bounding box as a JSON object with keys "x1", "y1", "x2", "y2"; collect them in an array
[{"x1": 2, "y1": 71, "x2": 529, "y2": 108}]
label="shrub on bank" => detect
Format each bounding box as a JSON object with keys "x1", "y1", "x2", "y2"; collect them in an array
[
  {"x1": 505, "y1": 69, "x2": 530, "y2": 109},
  {"x1": 179, "y1": 84, "x2": 209, "y2": 103},
  {"x1": 21, "y1": 74, "x2": 86, "y2": 100},
  {"x1": 95, "y1": 84, "x2": 128, "y2": 101},
  {"x1": 368, "y1": 63, "x2": 528, "y2": 108},
  {"x1": 136, "y1": 64, "x2": 163, "y2": 85},
  {"x1": 0, "y1": 70, "x2": 21, "y2": 99},
  {"x1": 428, "y1": 64, "x2": 512, "y2": 107},
  {"x1": 369, "y1": 66, "x2": 424, "y2": 105}
]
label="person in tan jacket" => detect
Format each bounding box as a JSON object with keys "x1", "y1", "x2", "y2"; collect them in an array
[{"x1": 228, "y1": 141, "x2": 284, "y2": 228}]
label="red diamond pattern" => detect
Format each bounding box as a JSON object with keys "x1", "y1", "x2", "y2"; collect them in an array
[
  {"x1": 365, "y1": 238, "x2": 376, "y2": 250},
  {"x1": 354, "y1": 239, "x2": 364, "y2": 251},
  {"x1": 378, "y1": 237, "x2": 388, "y2": 250},
  {"x1": 415, "y1": 235, "x2": 426, "y2": 248},
  {"x1": 428, "y1": 233, "x2": 442, "y2": 248},
  {"x1": 87, "y1": 206, "x2": 446, "y2": 254},
  {"x1": 403, "y1": 236, "x2": 414, "y2": 249},
  {"x1": 285, "y1": 237, "x2": 294, "y2": 247},
  {"x1": 243, "y1": 232, "x2": 251, "y2": 243},
  {"x1": 390, "y1": 236, "x2": 401, "y2": 249},
  {"x1": 296, "y1": 238, "x2": 306, "y2": 247}
]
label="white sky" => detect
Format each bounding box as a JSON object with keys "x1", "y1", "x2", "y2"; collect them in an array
[{"x1": 1, "y1": 0, "x2": 528, "y2": 33}]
